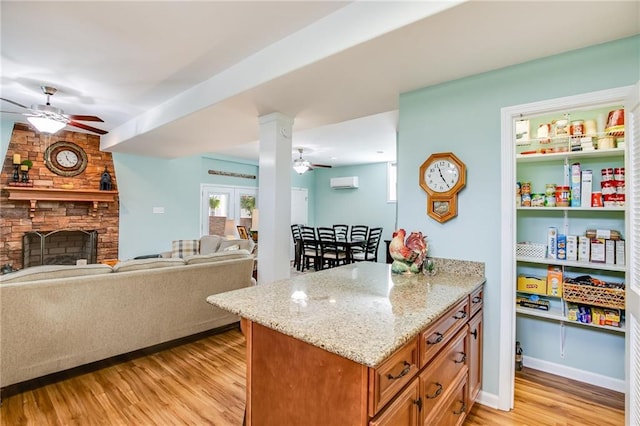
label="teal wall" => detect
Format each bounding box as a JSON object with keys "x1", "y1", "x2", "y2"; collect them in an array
[
  {"x1": 397, "y1": 35, "x2": 639, "y2": 396},
  {"x1": 1, "y1": 120, "x2": 15, "y2": 163},
  {"x1": 313, "y1": 163, "x2": 396, "y2": 261}
]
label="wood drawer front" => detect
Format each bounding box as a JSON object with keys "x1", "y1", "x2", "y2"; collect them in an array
[
  {"x1": 419, "y1": 298, "x2": 469, "y2": 368},
  {"x1": 369, "y1": 377, "x2": 420, "y2": 426},
  {"x1": 430, "y1": 376, "x2": 467, "y2": 426},
  {"x1": 418, "y1": 328, "x2": 467, "y2": 419},
  {"x1": 469, "y1": 286, "x2": 483, "y2": 318},
  {"x1": 369, "y1": 336, "x2": 419, "y2": 417}
]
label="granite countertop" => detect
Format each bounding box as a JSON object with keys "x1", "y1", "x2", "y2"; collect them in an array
[{"x1": 207, "y1": 260, "x2": 485, "y2": 368}]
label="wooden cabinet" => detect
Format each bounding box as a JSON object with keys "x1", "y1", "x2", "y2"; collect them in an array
[{"x1": 245, "y1": 285, "x2": 483, "y2": 426}]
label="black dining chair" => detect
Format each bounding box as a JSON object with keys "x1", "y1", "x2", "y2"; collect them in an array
[
  {"x1": 300, "y1": 225, "x2": 320, "y2": 272},
  {"x1": 349, "y1": 225, "x2": 369, "y2": 257},
  {"x1": 352, "y1": 227, "x2": 383, "y2": 262},
  {"x1": 333, "y1": 224, "x2": 349, "y2": 242},
  {"x1": 317, "y1": 227, "x2": 348, "y2": 269},
  {"x1": 291, "y1": 224, "x2": 303, "y2": 271}
]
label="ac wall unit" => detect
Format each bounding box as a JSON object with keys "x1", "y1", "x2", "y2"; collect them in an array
[{"x1": 330, "y1": 176, "x2": 359, "y2": 189}]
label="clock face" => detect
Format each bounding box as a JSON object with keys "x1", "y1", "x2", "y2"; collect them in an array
[
  {"x1": 425, "y1": 160, "x2": 460, "y2": 193},
  {"x1": 44, "y1": 141, "x2": 88, "y2": 177},
  {"x1": 56, "y1": 150, "x2": 79, "y2": 168}
]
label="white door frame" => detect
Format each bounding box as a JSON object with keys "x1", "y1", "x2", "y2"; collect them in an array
[
  {"x1": 200, "y1": 184, "x2": 257, "y2": 236},
  {"x1": 499, "y1": 85, "x2": 635, "y2": 411}
]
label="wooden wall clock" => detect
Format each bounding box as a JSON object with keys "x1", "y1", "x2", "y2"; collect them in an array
[
  {"x1": 419, "y1": 152, "x2": 466, "y2": 223},
  {"x1": 44, "y1": 141, "x2": 89, "y2": 177}
]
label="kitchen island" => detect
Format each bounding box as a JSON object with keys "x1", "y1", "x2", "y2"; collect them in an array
[{"x1": 207, "y1": 260, "x2": 485, "y2": 426}]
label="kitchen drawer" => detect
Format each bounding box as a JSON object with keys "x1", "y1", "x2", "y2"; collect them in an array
[
  {"x1": 418, "y1": 327, "x2": 468, "y2": 421},
  {"x1": 469, "y1": 286, "x2": 483, "y2": 318},
  {"x1": 369, "y1": 336, "x2": 419, "y2": 417},
  {"x1": 430, "y1": 376, "x2": 467, "y2": 426},
  {"x1": 419, "y1": 297, "x2": 469, "y2": 368}
]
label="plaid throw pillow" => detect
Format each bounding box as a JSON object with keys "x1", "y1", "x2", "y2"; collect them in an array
[{"x1": 171, "y1": 240, "x2": 199, "y2": 258}]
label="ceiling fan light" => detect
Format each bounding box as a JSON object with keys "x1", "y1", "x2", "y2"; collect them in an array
[
  {"x1": 293, "y1": 159, "x2": 310, "y2": 174},
  {"x1": 27, "y1": 116, "x2": 66, "y2": 134}
]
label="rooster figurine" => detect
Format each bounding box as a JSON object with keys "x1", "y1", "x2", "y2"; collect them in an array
[{"x1": 389, "y1": 229, "x2": 428, "y2": 274}]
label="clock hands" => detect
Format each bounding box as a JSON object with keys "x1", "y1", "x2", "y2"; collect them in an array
[{"x1": 437, "y1": 165, "x2": 451, "y2": 189}]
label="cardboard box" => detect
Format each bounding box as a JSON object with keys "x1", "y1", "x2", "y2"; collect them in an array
[
  {"x1": 556, "y1": 234, "x2": 567, "y2": 260},
  {"x1": 578, "y1": 236, "x2": 590, "y2": 262},
  {"x1": 605, "y1": 239, "x2": 616, "y2": 264},
  {"x1": 591, "y1": 238, "x2": 606, "y2": 263},
  {"x1": 615, "y1": 240, "x2": 625, "y2": 266},
  {"x1": 566, "y1": 235, "x2": 578, "y2": 261},
  {"x1": 547, "y1": 227, "x2": 558, "y2": 259},
  {"x1": 517, "y1": 275, "x2": 547, "y2": 295},
  {"x1": 547, "y1": 266, "x2": 563, "y2": 297},
  {"x1": 580, "y1": 170, "x2": 592, "y2": 207},
  {"x1": 570, "y1": 163, "x2": 581, "y2": 207}
]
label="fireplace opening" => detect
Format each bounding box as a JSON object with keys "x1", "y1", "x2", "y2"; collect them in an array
[{"x1": 23, "y1": 230, "x2": 98, "y2": 268}]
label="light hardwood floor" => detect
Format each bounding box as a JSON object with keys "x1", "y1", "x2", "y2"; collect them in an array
[{"x1": 1, "y1": 327, "x2": 624, "y2": 425}]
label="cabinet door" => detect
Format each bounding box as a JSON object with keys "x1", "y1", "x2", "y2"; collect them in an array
[
  {"x1": 467, "y1": 309, "x2": 483, "y2": 406},
  {"x1": 369, "y1": 377, "x2": 420, "y2": 426}
]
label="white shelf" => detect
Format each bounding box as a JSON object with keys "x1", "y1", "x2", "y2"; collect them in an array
[
  {"x1": 516, "y1": 146, "x2": 624, "y2": 163},
  {"x1": 516, "y1": 306, "x2": 625, "y2": 334},
  {"x1": 517, "y1": 206, "x2": 625, "y2": 212},
  {"x1": 516, "y1": 256, "x2": 626, "y2": 272}
]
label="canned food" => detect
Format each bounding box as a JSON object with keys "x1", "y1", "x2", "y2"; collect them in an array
[
  {"x1": 521, "y1": 182, "x2": 531, "y2": 195},
  {"x1": 531, "y1": 193, "x2": 545, "y2": 207},
  {"x1": 598, "y1": 137, "x2": 615, "y2": 150},
  {"x1": 614, "y1": 167, "x2": 625, "y2": 181},
  {"x1": 544, "y1": 195, "x2": 556, "y2": 207},
  {"x1": 521, "y1": 193, "x2": 531, "y2": 207},
  {"x1": 584, "y1": 119, "x2": 597, "y2": 136},
  {"x1": 614, "y1": 180, "x2": 625, "y2": 195},
  {"x1": 554, "y1": 119, "x2": 569, "y2": 137},
  {"x1": 601, "y1": 180, "x2": 616, "y2": 195},
  {"x1": 570, "y1": 120, "x2": 584, "y2": 136},
  {"x1": 601, "y1": 168, "x2": 614, "y2": 181},
  {"x1": 591, "y1": 192, "x2": 603, "y2": 207},
  {"x1": 516, "y1": 181, "x2": 521, "y2": 195}
]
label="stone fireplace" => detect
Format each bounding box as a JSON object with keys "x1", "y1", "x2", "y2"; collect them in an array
[
  {"x1": 23, "y1": 230, "x2": 98, "y2": 268},
  {"x1": 1, "y1": 124, "x2": 120, "y2": 270}
]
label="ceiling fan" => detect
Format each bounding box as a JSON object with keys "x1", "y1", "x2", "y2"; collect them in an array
[
  {"x1": 292, "y1": 148, "x2": 332, "y2": 174},
  {"x1": 0, "y1": 86, "x2": 108, "y2": 135}
]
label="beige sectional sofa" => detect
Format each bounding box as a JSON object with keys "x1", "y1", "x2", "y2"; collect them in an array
[{"x1": 0, "y1": 248, "x2": 254, "y2": 388}]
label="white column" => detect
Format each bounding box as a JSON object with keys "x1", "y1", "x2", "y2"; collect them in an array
[{"x1": 257, "y1": 112, "x2": 293, "y2": 284}]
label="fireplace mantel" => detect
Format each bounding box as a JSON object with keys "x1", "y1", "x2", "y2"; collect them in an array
[{"x1": 2, "y1": 187, "x2": 118, "y2": 218}]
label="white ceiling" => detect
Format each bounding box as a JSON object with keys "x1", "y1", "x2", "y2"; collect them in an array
[{"x1": 1, "y1": 1, "x2": 638, "y2": 167}]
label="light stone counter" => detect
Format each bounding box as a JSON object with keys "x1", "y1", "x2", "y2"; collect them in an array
[{"x1": 207, "y1": 260, "x2": 485, "y2": 368}]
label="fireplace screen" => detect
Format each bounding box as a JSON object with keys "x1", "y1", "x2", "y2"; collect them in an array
[{"x1": 23, "y1": 230, "x2": 98, "y2": 267}]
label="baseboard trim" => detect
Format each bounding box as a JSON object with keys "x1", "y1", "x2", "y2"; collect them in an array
[
  {"x1": 523, "y1": 355, "x2": 625, "y2": 393},
  {"x1": 476, "y1": 390, "x2": 500, "y2": 410}
]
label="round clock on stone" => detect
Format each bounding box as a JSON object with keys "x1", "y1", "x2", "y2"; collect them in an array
[
  {"x1": 44, "y1": 141, "x2": 89, "y2": 177},
  {"x1": 419, "y1": 152, "x2": 466, "y2": 223}
]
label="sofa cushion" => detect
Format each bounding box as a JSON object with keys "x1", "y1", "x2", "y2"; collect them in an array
[
  {"x1": 171, "y1": 239, "x2": 200, "y2": 258},
  {"x1": 220, "y1": 238, "x2": 255, "y2": 253},
  {"x1": 0, "y1": 264, "x2": 113, "y2": 284},
  {"x1": 184, "y1": 250, "x2": 251, "y2": 265},
  {"x1": 113, "y1": 257, "x2": 186, "y2": 273},
  {"x1": 199, "y1": 235, "x2": 223, "y2": 255}
]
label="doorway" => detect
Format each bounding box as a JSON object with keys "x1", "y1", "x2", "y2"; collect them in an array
[{"x1": 200, "y1": 184, "x2": 257, "y2": 237}]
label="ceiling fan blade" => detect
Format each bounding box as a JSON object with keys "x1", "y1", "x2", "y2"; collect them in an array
[
  {"x1": 67, "y1": 114, "x2": 104, "y2": 122},
  {"x1": 0, "y1": 97, "x2": 28, "y2": 109},
  {"x1": 310, "y1": 164, "x2": 332, "y2": 169},
  {"x1": 68, "y1": 120, "x2": 108, "y2": 135}
]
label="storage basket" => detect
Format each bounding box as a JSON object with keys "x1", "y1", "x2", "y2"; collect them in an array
[
  {"x1": 516, "y1": 243, "x2": 547, "y2": 258},
  {"x1": 563, "y1": 283, "x2": 625, "y2": 309}
]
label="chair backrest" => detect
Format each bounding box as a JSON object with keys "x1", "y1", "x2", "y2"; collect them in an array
[
  {"x1": 291, "y1": 224, "x2": 302, "y2": 241},
  {"x1": 350, "y1": 225, "x2": 369, "y2": 241},
  {"x1": 366, "y1": 227, "x2": 383, "y2": 254},
  {"x1": 317, "y1": 227, "x2": 337, "y2": 243},
  {"x1": 333, "y1": 224, "x2": 349, "y2": 241}
]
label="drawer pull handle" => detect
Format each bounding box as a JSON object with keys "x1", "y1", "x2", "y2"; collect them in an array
[
  {"x1": 453, "y1": 401, "x2": 467, "y2": 415},
  {"x1": 454, "y1": 352, "x2": 467, "y2": 364},
  {"x1": 413, "y1": 397, "x2": 423, "y2": 410},
  {"x1": 386, "y1": 361, "x2": 411, "y2": 380},
  {"x1": 453, "y1": 311, "x2": 467, "y2": 320},
  {"x1": 427, "y1": 332, "x2": 444, "y2": 345},
  {"x1": 425, "y1": 383, "x2": 443, "y2": 399},
  {"x1": 471, "y1": 329, "x2": 478, "y2": 339},
  {"x1": 472, "y1": 296, "x2": 482, "y2": 304}
]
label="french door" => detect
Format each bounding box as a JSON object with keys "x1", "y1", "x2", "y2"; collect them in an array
[{"x1": 200, "y1": 184, "x2": 257, "y2": 237}]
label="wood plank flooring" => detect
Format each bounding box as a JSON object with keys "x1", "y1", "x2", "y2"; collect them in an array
[{"x1": 1, "y1": 327, "x2": 624, "y2": 425}]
